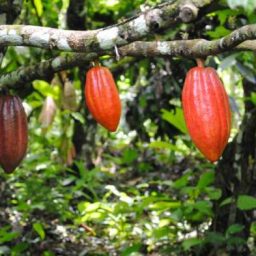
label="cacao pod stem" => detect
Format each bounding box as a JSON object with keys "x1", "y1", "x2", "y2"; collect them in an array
[{"x1": 196, "y1": 58, "x2": 205, "y2": 67}]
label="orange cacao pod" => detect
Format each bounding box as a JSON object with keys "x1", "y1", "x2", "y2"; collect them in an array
[
  {"x1": 85, "y1": 66, "x2": 121, "y2": 132},
  {"x1": 0, "y1": 95, "x2": 28, "y2": 173},
  {"x1": 182, "y1": 63, "x2": 231, "y2": 162}
]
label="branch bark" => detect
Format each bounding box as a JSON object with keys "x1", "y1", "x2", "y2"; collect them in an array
[
  {"x1": 0, "y1": 0, "x2": 212, "y2": 52},
  {"x1": 1, "y1": 33, "x2": 256, "y2": 88},
  {"x1": 1, "y1": 1, "x2": 256, "y2": 88},
  {"x1": 0, "y1": 53, "x2": 99, "y2": 88},
  {"x1": 119, "y1": 25, "x2": 256, "y2": 57}
]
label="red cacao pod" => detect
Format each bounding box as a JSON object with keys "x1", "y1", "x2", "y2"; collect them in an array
[
  {"x1": 85, "y1": 66, "x2": 121, "y2": 132},
  {"x1": 0, "y1": 95, "x2": 28, "y2": 173},
  {"x1": 182, "y1": 64, "x2": 231, "y2": 162}
]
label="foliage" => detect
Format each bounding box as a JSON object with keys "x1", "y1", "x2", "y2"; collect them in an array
[{"x1": 0, "y1": 0, "x2": 256, "y2": 255}]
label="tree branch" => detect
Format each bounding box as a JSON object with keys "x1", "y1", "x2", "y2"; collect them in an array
[
  {"x1": 119, "y1": 25, "x2": 256, "y2": 57},
  {"x1": 0, "y1": 53, "x2": 99, "y2": 88},
  {"x1": 1, "y1": 35, "x2": 256, "y2": 88},
  {"x1": 0, "y1": 0, "x2": 212, "y2": 52}
]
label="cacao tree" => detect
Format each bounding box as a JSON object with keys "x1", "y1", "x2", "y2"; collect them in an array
[{"x1": 0, "y1": 0, "x2": 256, "y2": 255}]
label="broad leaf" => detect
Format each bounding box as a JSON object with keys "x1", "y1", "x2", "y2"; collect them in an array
[
  {"x1": 161, "y1": 108, "x2": 188, "y2": 134},
  {"x1": 33, "y1": 222, "x2": 45, "y2": 240},
  {"x1": 237, "y1": 195, "x2": 256, "y2": 210},
  {"x1": 226, "y1": 224, "x2": 244, "y2": 235},
  {"x1": 197, "y1": 171, "x2": 214, "y2": 189},
  {"x1": 182, "y1": 238, "x2": 203, "y2": 250}
]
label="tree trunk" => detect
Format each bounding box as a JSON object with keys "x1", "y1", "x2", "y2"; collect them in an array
[{"x1": 211, "y1": 77, "x2": 256, "y2": 255}]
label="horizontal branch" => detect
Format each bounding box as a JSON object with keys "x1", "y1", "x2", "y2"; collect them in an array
[
  {"x1": 0, "y1": 0, "x2": 212, "y2": 52},
  {"x1": 119, "y1": 25, "x2": 256, "y2": 57},
  {"x1": 0, "y1": 53, "x2": 99, "y2": 88},
  {"x1": 235, "y1": 40, "x2": 256, "y2": 51},
  {"x1": 1, "y1": 37, "x2": 256, "y2": 88}
]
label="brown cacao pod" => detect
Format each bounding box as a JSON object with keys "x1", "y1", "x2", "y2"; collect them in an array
[
  {"x1": 182, "y1": 63, "x2": 231, "y2": 162},
  {"x1": 85, "y1": 65, "x2": 121, "y2": 132},
  {"x1": 0, "y1": 95, "x2": 28, "y2": 173}
]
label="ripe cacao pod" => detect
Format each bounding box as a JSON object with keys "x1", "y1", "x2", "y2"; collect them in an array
[
  {"x1": 182, "y1": 63, "x2": 231, "y2": 162},
  {"x1": 0, "y1": 95, "x2": 28, "y2": 173},
  {"x1": 85, "y1": 65, "x2": 121, "y2": 132}
]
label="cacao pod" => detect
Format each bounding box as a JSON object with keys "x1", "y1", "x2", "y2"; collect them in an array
[
  {"x1": 182, "y1": 64, "x2": 231, "y2": 162},
  {"x1": 62, "y1": 79, "x2": 78, "y2": 111},
  {"x1": 85, "y1": 65, "x2": 121, "y2": 132},
  {"x1": 0, "y1": 95, "x2": 28, "y2": 173},
  {"x1": 39, "y1": 96, "x2": 57, "y2": 128}
]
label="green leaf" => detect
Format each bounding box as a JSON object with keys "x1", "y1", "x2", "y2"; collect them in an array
[
  {"x1": 0, "y1": 226, "x2": 19, "y2": 243},
  {"x1": 78, "y1": 202, "x2": 100, "y2": 213},
  {"x1": 246, "y1": 0, "x2": 256, "y2": 14},
  {"x1": 33, "y1": 0, "x2": 43, "y2": 17},
  {"x1": 149, "y1": 141, "x2": 174, "y2": 149},
  {"x1": 149, "y1": 201, "x2": 181, "y2": 211},
  {"x1": 193, "y1": 201, "x2": 212, "y2": 215},
  {"x1": 207, "y1": 26, "x2": 230, "y2": 39},
  {"x1": 182, "y1": 238, "x2": 203, "y2": 251},
  {"x1": 205, "y1": 187, "x2": 222, "y2": 200},
  {"x1": 121, "y1": 243, "x2": 142, "y2": 256},
  {"x1": 152, "y1": 227, "x2": 171, "y2": 239},
  {"x1": 226, "y1": 224, "x2": 244, "y2": 236},
  {"x1": 161, "y1": 108, "x2": 188, "y2": 134},
  {"x1": 43, "y1": 251, "x2": 55, "y2": 256},
  {"x1": 81, "y1": 211, "x2": 107, "y2": 222},
  {"x1": 220, "y1": 197, "x2": 232, "y2": 207},
  {"x1": 197, "y1": 171, "x2": 214, "y2": 189},
  {"x1": 0, "y1": 232, "x2": 19, "y2": 243},
  {"x1": 11, "y1": 242, "x2": 29, "y2": 254},
  {"x1": 71, "y1": 112, "x2": 85, "y2": 124},
  {"x1": 205, "y1": 232, "x2": 225, "y2": 246},
  {"x1": 211, "y1": 9, "x2": 240, "y2": 25},
  {"x1": 149, "y1": 141, "x2": 185, "y2": 153},
  {"x1": 33, "y1": 222, "x2": 45, "y2": 240},
  {"x1": 173, "y1": 172, "x2": 191, "y2": 189},
  {"x1": 250, "y1": 222, "x2": 256, "y2": 235},
  {"x1": 250, "y1": 92, "x2": 256, "y2": 105},
  {"x1": 226, "y1": 236, "x2": 246, "y2": 246},
  {"x1": 122, "y1": 148, "x2": 138, "y2": 164},
  {"x1": 33, "y1": 80, "x2": 60, "y2": 99},
  {"x1": 180, "y1": 186, "x2": 199, "y2": 198},
  {"x1": 237, "y1": 195, "x2": 256, "y2": 210}
]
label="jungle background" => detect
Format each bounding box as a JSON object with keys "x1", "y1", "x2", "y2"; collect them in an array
[{"x1": 0, "y1": 0, "x2": 256, "y2": 255}]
